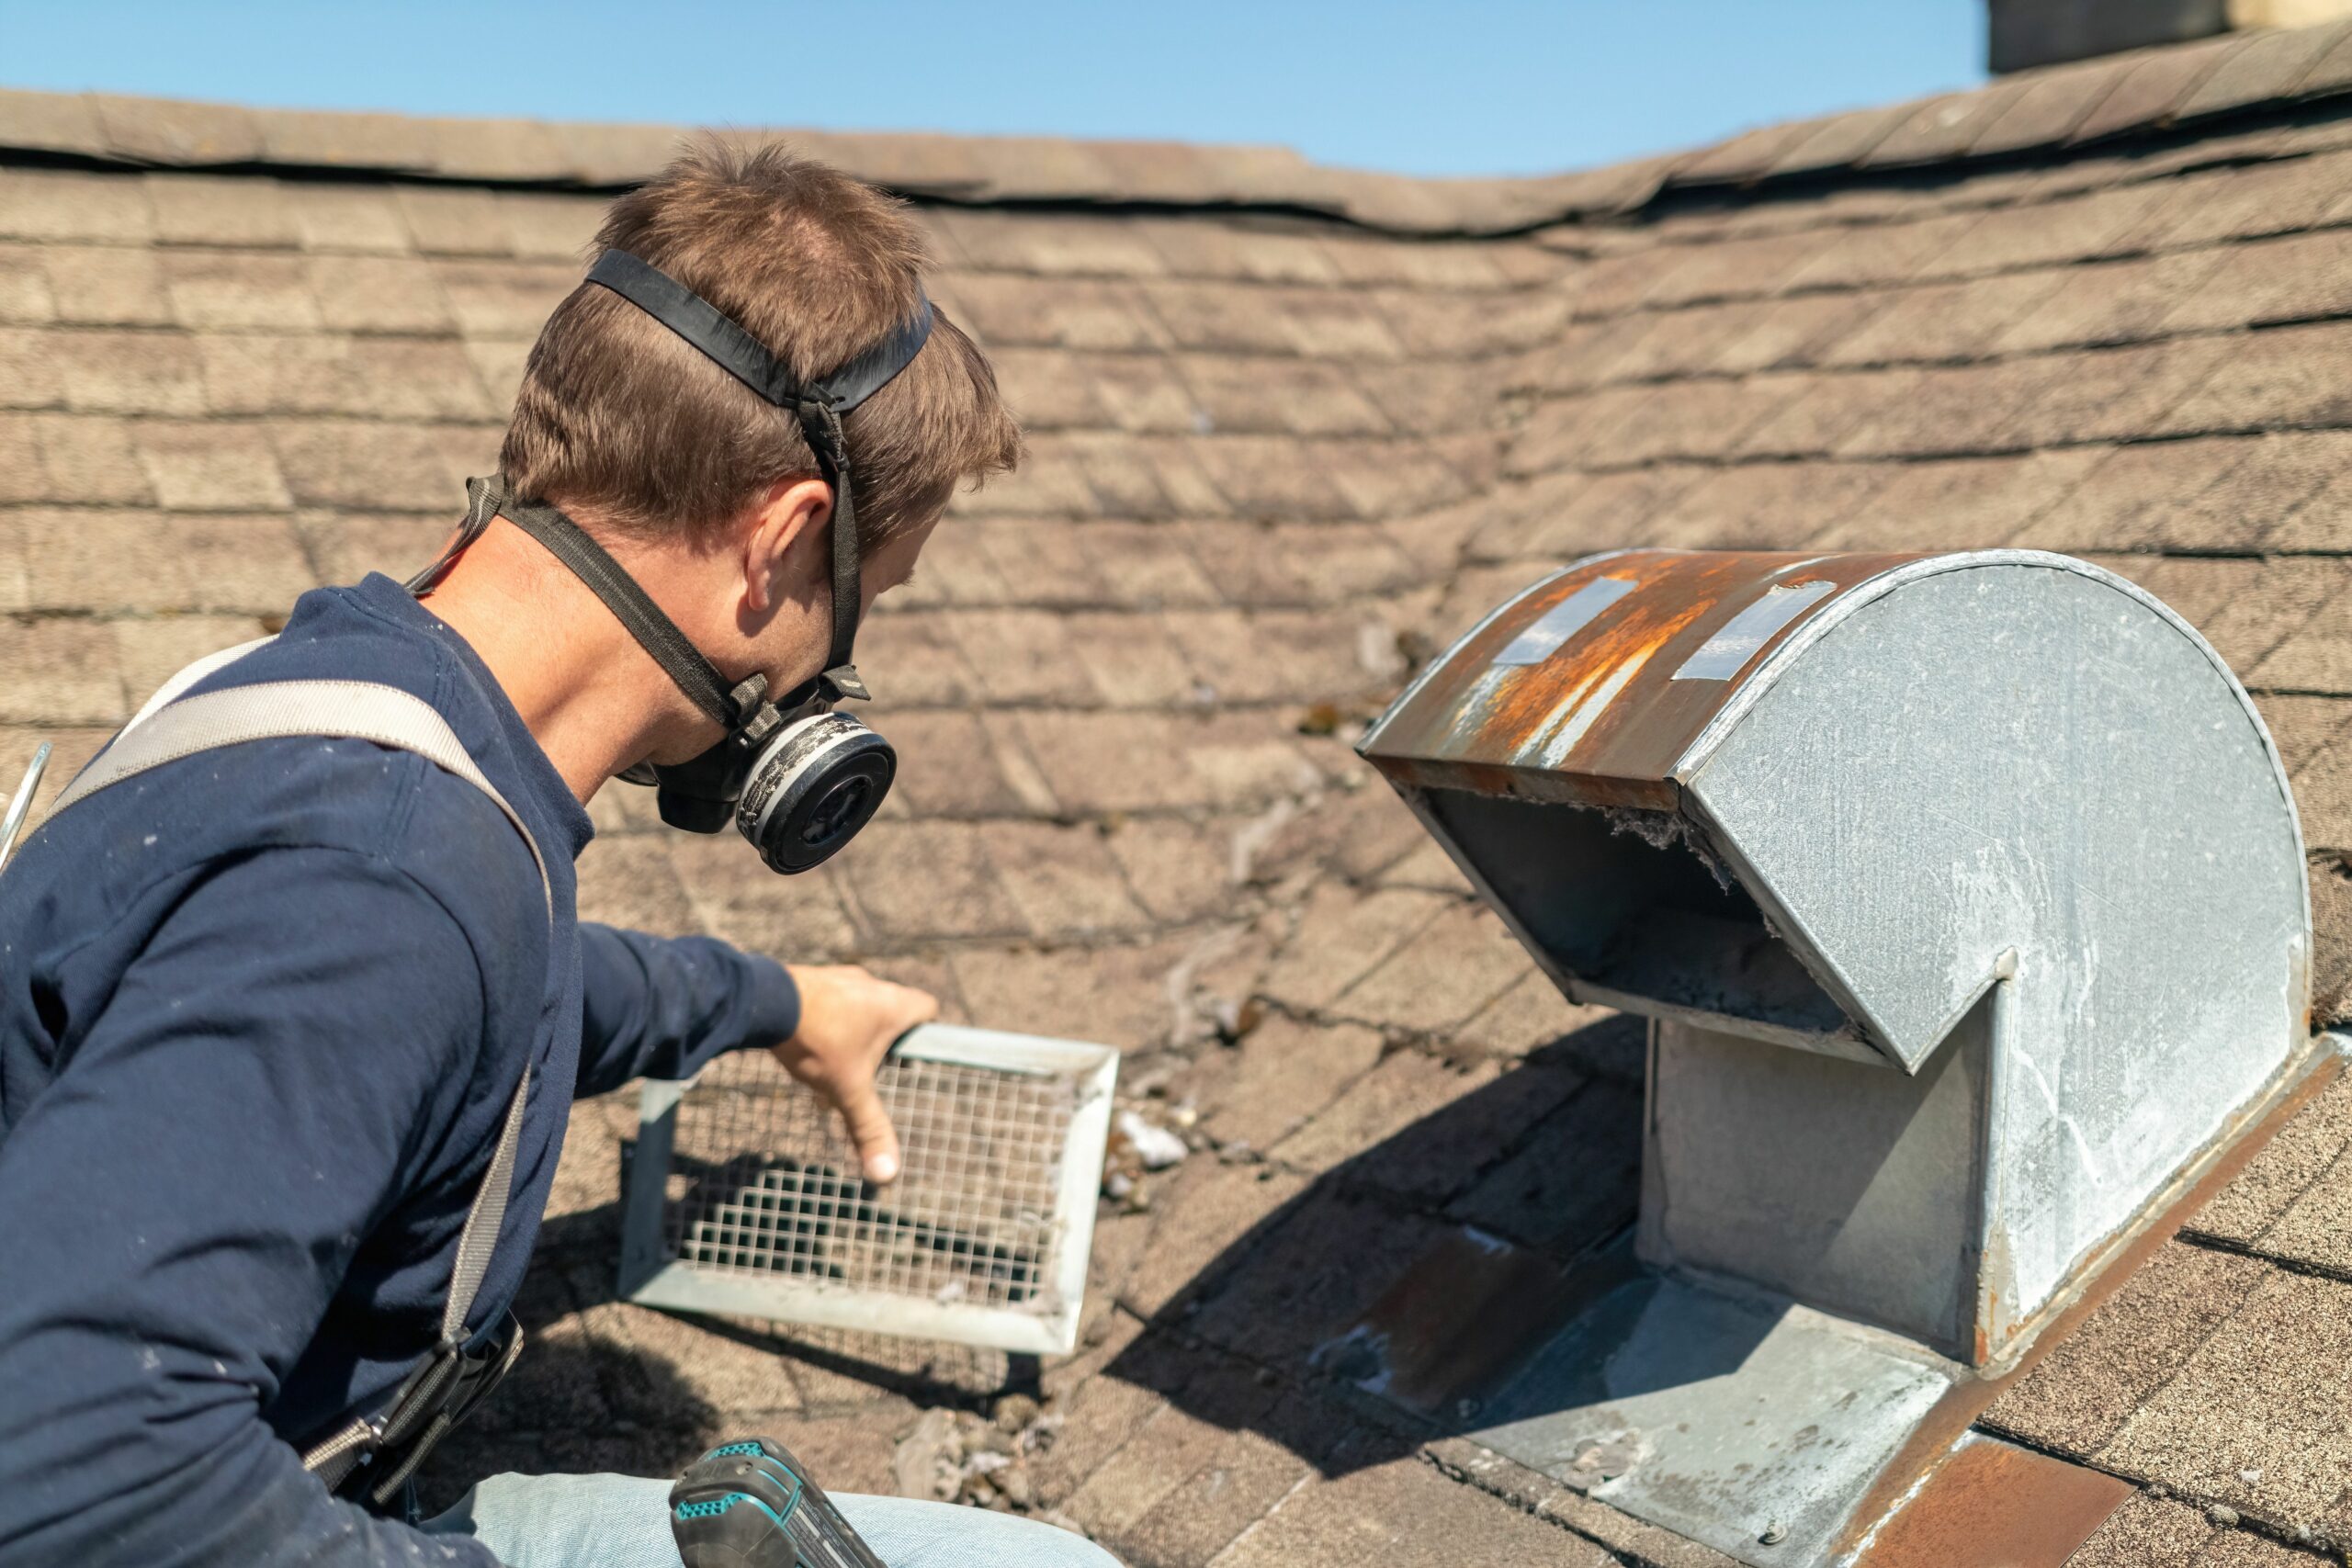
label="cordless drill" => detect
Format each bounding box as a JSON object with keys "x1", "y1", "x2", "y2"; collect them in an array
[{"x1": 670, "y1": 1438, "x2": 888, "y2": 1568}]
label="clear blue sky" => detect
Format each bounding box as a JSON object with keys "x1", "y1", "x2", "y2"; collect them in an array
[{"x1": 0, "y1": 1, "x2": 1987, "y2": 178}]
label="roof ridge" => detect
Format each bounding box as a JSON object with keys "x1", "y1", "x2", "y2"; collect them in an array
[{"x1": 6, "y1": 21, "x2": 2352, "y2": 234}]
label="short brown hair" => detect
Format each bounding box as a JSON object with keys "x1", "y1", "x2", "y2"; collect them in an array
[{"x1": 501, "y1": 139, "x2": 1021, "y2": 554}]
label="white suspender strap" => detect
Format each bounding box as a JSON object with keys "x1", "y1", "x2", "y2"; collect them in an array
[
  {"x1": 119, "y1": 635, "x2": 275, "y2": 734},
  {"x1": 39, "y1": 674, "x2": 552, "y2": 1491},
  {"x1": 445, "y1": 1062, "x2": 531, "y2": 1344},
  {"x1": 52, "y1": 679, "x2": 551, "y2": 919}
]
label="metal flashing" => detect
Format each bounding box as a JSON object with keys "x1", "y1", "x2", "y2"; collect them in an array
[
  {"x1": 1463, "y1": 1262, "x2": 1961, "y2": 1568},
  {"x1": 1847, "y1": 1433, "x2": 2132, "y2": 1567}
]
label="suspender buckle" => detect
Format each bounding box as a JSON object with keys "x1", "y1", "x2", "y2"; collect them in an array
[{"x1": 307, "y1": 1308, "x2": 526, "y2": 1510}]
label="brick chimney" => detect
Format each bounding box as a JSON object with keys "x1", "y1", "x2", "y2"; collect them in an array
[{"x1": 1990, "y1": 0, "x2": 2352, "y2": 72}]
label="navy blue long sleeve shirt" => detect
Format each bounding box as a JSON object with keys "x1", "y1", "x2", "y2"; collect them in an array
[{"x1": 0, "y1": 573, "x2": 802, "y2": 1567}]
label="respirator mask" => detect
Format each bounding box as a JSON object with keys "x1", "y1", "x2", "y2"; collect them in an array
[{"x1": 411, "y1": 250, "x2": 934, "y2": 874}]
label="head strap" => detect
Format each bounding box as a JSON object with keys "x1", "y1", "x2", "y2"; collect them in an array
[
  {"x1": 584, "y1": 249, "x2": 933, "y2": 698},
  {"x1": 584, "y1": 250, "x2": 932, "y2": 418}
]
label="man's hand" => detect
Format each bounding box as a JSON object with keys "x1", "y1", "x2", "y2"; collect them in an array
[{"x1": 773, "y1": 965, "x2": 937, "y2": 1184}]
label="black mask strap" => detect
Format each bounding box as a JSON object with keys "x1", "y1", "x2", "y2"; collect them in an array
[
  {"x1": 404, "y1": 475, "x2": 503, "y2": 599},
  {"x1": 434, "y1": 475, "x2": 770, "y2": 735},
  {"x1": 803, "y1": 400, "x2": 869, "y2": 701},
  {"x1": 583, "y1": 250, "x2": 933, "y2": 705}
]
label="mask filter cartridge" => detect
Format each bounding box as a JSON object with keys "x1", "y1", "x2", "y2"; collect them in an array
[{"x1": 734, "y1": 711, "x2": 895, "y2": 874}]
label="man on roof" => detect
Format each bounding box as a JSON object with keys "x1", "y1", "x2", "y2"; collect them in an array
[{"x1": 0, "y1": 142, "x2": 1122, "y2": 1568}]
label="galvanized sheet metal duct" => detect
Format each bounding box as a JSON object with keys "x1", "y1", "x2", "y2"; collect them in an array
[
  {"x1": 1359, "y1": 547, "x2": 2314, "y2": 1563},
  {"x1": 1363, "y1": 547, "x2": 2308, "y2": 1354}
]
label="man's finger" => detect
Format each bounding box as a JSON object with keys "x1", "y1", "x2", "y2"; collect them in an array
[{"x1": 833, "y1": 1073, "x2": 901, "y2": 1186}]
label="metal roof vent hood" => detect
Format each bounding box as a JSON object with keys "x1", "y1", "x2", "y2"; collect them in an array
[{"x1": 1358, "y1": 549, "x2": 2314, "y2": 1565}]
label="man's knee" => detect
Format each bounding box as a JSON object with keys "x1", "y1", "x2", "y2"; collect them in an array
[
  {"x1": 967, "y1": 1515, "x2": 1123, "y2": 1568},
  {"x1": 421, "y1": 1472, "x2": 680, "y2": 1568},
  {"x1": 832, "y1": 1494, "x2": 1124, "y2": 1568},
  {"x1": 427, "y1": 1475, "x2": 1125, "y2": 1568}
]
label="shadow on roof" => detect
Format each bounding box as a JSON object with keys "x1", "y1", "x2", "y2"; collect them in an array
[{"x1": 1087, "y1": 1011, "x2": 1788, "y2": 1480}]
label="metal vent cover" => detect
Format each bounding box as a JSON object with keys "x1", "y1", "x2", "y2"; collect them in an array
[
  {"x1": 1357, "y1": 547, "x2": 2314, "y2": 1567},
  {"x1": 618, "y1": 1025, "x2": 1119, "y2": 1356}
]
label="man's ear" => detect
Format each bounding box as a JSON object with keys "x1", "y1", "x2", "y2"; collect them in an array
[{"x1": 741, "y1": 475, "x2": 833, "y2": 617}]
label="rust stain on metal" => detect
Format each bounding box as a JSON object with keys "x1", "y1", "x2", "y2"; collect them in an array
[
  {"x1": 1854, "y1": 1438, "x2": 2132, "y2": 1567},
  {"x1": 1363, "y1": 550, "x2": 1923, "y2": 807},
  {"x1": 1834, "y1": 1050, "x2": 2344, "y2": 1557},
  {"x1": 1315, "y1": 1228, "x2": 1640, "y2": 1419}
]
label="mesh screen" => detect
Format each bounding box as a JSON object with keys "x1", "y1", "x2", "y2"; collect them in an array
[{"x1": 660, "y1": 1048, "x2": 1080, "y2": 1315}]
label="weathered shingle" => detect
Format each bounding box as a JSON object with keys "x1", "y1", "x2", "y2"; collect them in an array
[
  {"x1": 2064, "y1": 1493, "x2": 2213, "y2": 1567},
  {"x1": 1985, "y1": 1242, "x2": 2271, "y2": 1457},
  {"x1": 1974, "y1": 52, "x2": 2137, "y2": 152},
  {"x1": 2069, "y1": 33, "x2": 2243, "y2": 142},
  {"x1": 44, "y1": 246, "x2": 171, "y2": 327},
  {"x1": 2100, "y1": 1268, "x2": 2352, "y2": 1532},
  {"x1": 91, "y1": 92, "x2": 261, "y2": 165},
  {"x1": 2177, "y1": 20, "x2": 2351, "y2": 119}
]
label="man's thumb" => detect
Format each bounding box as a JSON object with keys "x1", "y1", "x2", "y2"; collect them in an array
[{"x1": 837, "y1": 1077, "x2": 901, "y2": 1185}]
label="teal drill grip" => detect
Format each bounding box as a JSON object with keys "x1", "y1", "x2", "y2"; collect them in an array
[{"x1": 670, "y1": 1438, "x2": 888, "y2": 1568}]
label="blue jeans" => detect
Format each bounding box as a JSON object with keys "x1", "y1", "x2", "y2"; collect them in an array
[{"x1": 420, "y1": 1471, "x2": 1123, "y2": 1568}]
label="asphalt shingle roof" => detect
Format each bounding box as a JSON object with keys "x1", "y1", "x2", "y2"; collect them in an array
[{"x1": 10, "y1": 26, "x2": 2352, "y2": 1562}]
